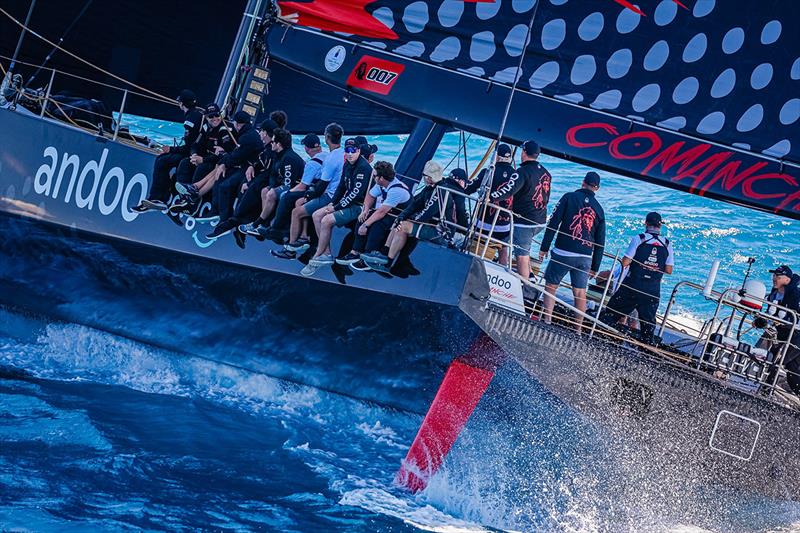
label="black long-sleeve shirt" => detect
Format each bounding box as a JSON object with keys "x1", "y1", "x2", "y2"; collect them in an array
[
  {"x1": 331, "y1": 156, "x2": 372, "y2": 210},
  {"x1": 190, "y1": 121, "x2": 237, "y2": 166},
  {"x1": 219, "y1": 124, "x2": 263, "y2": 169},
  {"x1": 489, "y1": 160, "x2": 552, "y2": 225},
  {"x1": 541, "y1": 188, "x2": 606, "y2": 273},
  {"x1": 172, "y1": 107, "x2": 204, "y2": 157}
]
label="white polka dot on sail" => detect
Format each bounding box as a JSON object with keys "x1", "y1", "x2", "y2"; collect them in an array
[
  {"x1": 736, "y1": 104, "x2": 763, "y2": 132},
  {"x1": 644, "y1": 41, "x2": 669, "y2": 72},
  {"x1": 632, "y1": 84, "x2": 661, "y2": 113},
  {"x1": 541, "y1": 19, "x2": 566, "y2": 51},
  {"x1": 607, "y1": 49, "x2": 632, "y2": 79},
  {"x1": 697, "y1": 111, "x2": 726, "y2": 134},
  {"x1": 672, "y1": 77, "x2": 699, "y2": 105},
  {"x1": 722, "y1": 28, "x2": 744, "y2": 55}
]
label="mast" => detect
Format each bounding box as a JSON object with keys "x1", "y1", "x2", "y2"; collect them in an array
[{"x1": 214, "y1": 0, "x2": 268, "y2": 111}]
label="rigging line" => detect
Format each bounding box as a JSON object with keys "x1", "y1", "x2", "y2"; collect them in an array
[
  {"x1": 25, "y1": 0, "x2": 93, "y2": 89},
  {"x1": 0, "y1": 5, "x2": 174, "y2": 104}
]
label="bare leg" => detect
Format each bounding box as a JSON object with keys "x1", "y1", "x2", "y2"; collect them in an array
[
  {"x1": 299, "y1": 219, "x2": 309, "y2": 240},
  {"x1": 572, "y1": 287, "x2": 587, "y2": 333},
  {"x1": 516, "y1": 255, "x2": 531, "y2": 279},
  {"x1": 196, "y1": 166, "x2": 222, "y2": 195},
  {"x1": 260, "y1": 188, "x2": 279, "y2": 220},
  {"x1": 499, "y1": 245, "x2": 509, "y2": 266},
  {"x1": 543, "y1": 283, "x2": 558, "y2": 324},
  {"x1": 289, "y1": 205, "x2": 307, "y2": 244},
  {"x1": 315, "y1": 213, "x2": 337, "y2": 257},
  {"x1": 387, "y1": 222, "x2": 411, "y2": 260}
]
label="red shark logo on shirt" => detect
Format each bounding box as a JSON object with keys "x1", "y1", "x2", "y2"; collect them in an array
[{"x1": 569, "y1": 207, "x2": 596, "y2": 245}]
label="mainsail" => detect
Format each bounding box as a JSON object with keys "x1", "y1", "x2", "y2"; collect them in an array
[{"x1": 267, "y1": 0, "x2": 800, "y2": 219}]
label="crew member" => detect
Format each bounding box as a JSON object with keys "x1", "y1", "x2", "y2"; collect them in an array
[
  {"x1": 239, "y1": 133, "x2": 327, "y2": 238},
  {"x1": 343, "y1": 160, "x2": 412, "y2": 270},
  {"x1": 539, "y1": 171, "x2": 606, "y2": 333},
  {"x1": 465, "y1": 144, "x2": 516, "y2": 262},
  {"x1": 440, "y1": 168, "x2": 469, "y2": 230},
  {"x1": 133, "y1": 89, "x2": 202, "y2": 212},
  {"x1": 599, "y1": 212, "x2": 674, "y2": 344},
  {"x1": 174, "y1": 103, "x2": 236, "y2": 186},
  {"x1": 209, "y1": 127, "x2": 304, "y2": 239},
  {"x1": 280, "y1": 137, "x2": 371, "y2": 264},
  {"x1": 171, "y1": 112, "x2": 265, "y2": 218},
  {"x1": 489, "y1": 140, "x2": 552, "y2": 279},
  {"x1": 767, "y1": 265, "x2": 800, "y2": 394},
  {"x1": 278, "y1": 123, "x2": 345, "y2": 251}
]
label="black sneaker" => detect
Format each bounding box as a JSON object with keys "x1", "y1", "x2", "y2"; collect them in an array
[
  {"x1": 206, "y1": 219, "x2": 235, "y2": 239},
  {"x1": 335, "y1": 252, "x2": 361, "y2": 266},
  {"x1": 234, "y1": 230, "x2": 246, "y2": 249},
  {"x1": 131, "y1": 202, "x2": 151, "y2": 213},
  {"x1": 351, "y1": 259, "x2": 371, "y2": 271},
  {"x1": 141, "y1": 199, "x2": 168, "y2": 211},
  {"x1": 271, "y1": 249, "x2": 296, "y2": 260}
]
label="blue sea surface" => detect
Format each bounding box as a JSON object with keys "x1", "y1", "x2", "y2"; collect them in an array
[{"x1": 0, "y1": 115, "x2": 798, "y2": 531}]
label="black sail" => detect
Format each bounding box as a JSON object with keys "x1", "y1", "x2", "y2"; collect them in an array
[{"x1": 267, "y1": 0, "x2": 800, "y2": 219}]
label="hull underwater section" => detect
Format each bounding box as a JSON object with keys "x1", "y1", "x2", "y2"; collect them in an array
[
  {"x1": 0, "y1": 108, "x2": 488, "y2": 413},
  {"x1": 460, "y1": 295, "x2": 800, "y2": 502}
]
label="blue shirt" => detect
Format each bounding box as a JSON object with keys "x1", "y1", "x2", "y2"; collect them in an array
[
  {"x1": 321, "y1": 147, "x2": 345, "y2": 197},
  {"x1": 371, "y1": 178, "x2": 411, "y2": 209},
  {"x1": 300, "y1": 151, "x2": 328, "y2": 186}
]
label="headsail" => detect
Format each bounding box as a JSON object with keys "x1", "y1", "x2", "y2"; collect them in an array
[{"x1": 268, "y1": 0, "x2": 800, "y2": 219}]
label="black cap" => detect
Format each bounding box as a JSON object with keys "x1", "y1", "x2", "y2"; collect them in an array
[
  {"x1": 522, "y1": 140, "x2": 540, "y2": 157},
  {"x1": 344, "y1": 137, "x2": 360, "y2": 152},
  {"x1": 497, "y1": 143, "x2": 512, "y2": 158},
  {"x1": 233, "y1": 110, "x2": 252, "y2": 124},
  {"x1": 301, "y1": 133, "x2": 321, "y2": 148},
  {"x1": 645, "y1": 212, "x2": 662, "y2": 226},
  {"x1": 257, "y1": 118, "x2": 277, "y2": 134},
  {"x1": 176, "y1": 89, "x2": 197, "y2": 106},
  {"x1": 204, "y1": 103, "x2": 221, "y2": 116},
  {"x1": 584, "y1": 171, "x2": 601, "y2": 187},
  {"x1": 449, "y1": 168, "x2": 467, "y2": 182},
  {"x1": 770, "y1": 265, "x2": 793, "y2": 277}
]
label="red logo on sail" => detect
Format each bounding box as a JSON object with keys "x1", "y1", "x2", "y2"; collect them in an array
[
  {"x1": 277, "y1": 0, "x2": 398, "y2": 40},
  {"x1": 347, "y1": 56, "x2": 405, "y2": 95}
]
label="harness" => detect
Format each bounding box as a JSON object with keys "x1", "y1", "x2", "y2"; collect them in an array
[
  {"x1": 379, "y1": 181, "x2": 410, "y2": 209},
  {"x1": 628, "y1": 233, "x2": 670, "y2": 287}
]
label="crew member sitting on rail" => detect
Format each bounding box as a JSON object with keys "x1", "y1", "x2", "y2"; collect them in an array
[
  {"x1": 133, "y1": 89, "x2": 203, "y2": 212},
  {"x1": 209, "y1": 127, "x2": 304, "y2": 240},
  {"x1": 174, "y1": 103, "x2": 236, "y2": 188},
  {"x1": 464, "y1": 144, "x2": 516, "y2": 262},
  {"x1": 539, "y1": 171, "x2": 606, "y2": 333},
  {"x1": 276, "y1": 123, "x2": 345, "y2": 250},
  {"x1": 171, "y1": 112, "x2": 266, "y2": 219},
  {"x1": 598, "y1": 212, "x2": 674, "y2": 344},
  {"x1": 377, "y1": 161, "x2": 448, "y2": 270},
  {"x1": 340, "y1": 161, "x2": 412, "y2": 271},
  {"x1": 239, "y1": 133, "x2": 327, "y2": 239},
  {"x1": 767, "y1": 265, "x2": 800, "y2": 395},
  {"x1": 488, "y1": 140, "x2": 552, "y2": 280},
  {"x1": 274, "y1": 136, "x2": 370, "y2": 263}
]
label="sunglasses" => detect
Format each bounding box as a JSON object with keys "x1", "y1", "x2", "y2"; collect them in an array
[
  {"x1": 344, "y1": 147, "x2": 359, "y2": 153},
  {"x1": 206, "y1": 113, "x2": 221, "y2": 119}
]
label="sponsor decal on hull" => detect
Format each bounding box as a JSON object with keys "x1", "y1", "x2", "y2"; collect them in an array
[
  {"x1": 34, "y1": 146, "x2": 148, "y2": 222},
  {"x1": 347, "y1": 56, "x2": 405, "y2": 96}
]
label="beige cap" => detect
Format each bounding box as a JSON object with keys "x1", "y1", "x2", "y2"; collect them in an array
[{"x1": 423, "y1": 160, "x2": 444, "y2": 183}]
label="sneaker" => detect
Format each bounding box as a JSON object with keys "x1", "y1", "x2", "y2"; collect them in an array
[
  {"x1": 141, "y1": 199, "x2": 168, "y2": 211},
  {"x1": 239, "y1": 221, "x2": 260, "y2": 235},
  {"x1": 309, "y1": 254, "x2": 334, "y2": 266},
  {"x1": 131, "y1": 202, "x2": 152, "y2": 213},
  {"x1": 206, "y1": 219, "x2": 235, "y2": 239},
  {"x1": 285, "y1": 239, "x2": 310, "y2": 253},
  {"x1": 335, "y1": 252, "x2": 361, "y2": 266},
  {"x1": 169, "y1": 194, "x2": 196, "y2": 213},
  {"x1": 351, "y1": 259, "x2": 372, "y2": 271},
  {"x1": 362, "y1": 252, "x2": 389, "y2": 265},
  {"x1": 300, "y1": 263, "x2": 319, "y2": 277},
  {"x1": 370, "y1": 262, "x2": 391, "y2": 274},
  {"x1": 234, "y1": 230, "x2": 246, "y2": 249},
  {"x1": 175, "y1": 182, "x2": 197, "y2": 197},
  {"x1": 271, "y1": 249, "x2": 296, "y2": 260}
]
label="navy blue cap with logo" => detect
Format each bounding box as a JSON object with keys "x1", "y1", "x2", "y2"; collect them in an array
[
  {"x1": 522, "y1": 140, "x2": 540, "y2": 157},
  {"x1": 449, "y1": 168, "x2": 467, "y2": 182},
  {"x1": 233, "y1": 110, "x2": 252, "y2": 124},
  {"x1": 497, "y1": 143, "x2": 512, "y2": 159},
  {"x1": 584, "y1": 171, "x2": 601, "y2": 187},
  {"x1": 301, "y1": 133, "x2": 321, "y2": 148},
  {"x1": 646, "y1": 211, "x2": 663, "y2": 226},
  {"x1": 176, "y1": 89, "x2": 197, "y2": 106},
  {"x1": 770, "y1": 265, "x2": 793, "y2": 277},
  {"x1": 344, "y1": 137, "x2": 360, "y2": 153},
  {"x1": 204, "y1": 103, "x2": 221, "y2": 116}
]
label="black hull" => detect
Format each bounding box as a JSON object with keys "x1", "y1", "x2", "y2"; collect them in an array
[
  {"x1": 0, "y1": 108, "x2": 486, "y2": 413},
  {"x1": 461, "y1": 298, "x2": 800, "y2": 501}
]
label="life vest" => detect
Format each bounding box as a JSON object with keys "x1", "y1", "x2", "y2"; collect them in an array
[
  {"x1": 627, "y1": 233, "x2": 670, "y2": 287},
  {"x1": 379, "y1": 181, "x2": 411, "y2": 210}
]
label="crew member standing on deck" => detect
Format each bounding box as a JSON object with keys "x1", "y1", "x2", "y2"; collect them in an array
[
  {"x1": 599, "y1": 212, "x2": 674, "y2": 344},
  {"x1": 766, "y1": 265, "x2": 800, "y2": 395},
  {"x1": 539, "y1": 171, "x2": 606, "y2": 333},
  {"x1": 133, "y1": 89, "x2": 203, "y2": 212}
]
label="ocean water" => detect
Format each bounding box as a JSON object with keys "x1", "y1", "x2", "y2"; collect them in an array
[{"x1": 0, "y1": 115, "x2": 798, "y2": 532}]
